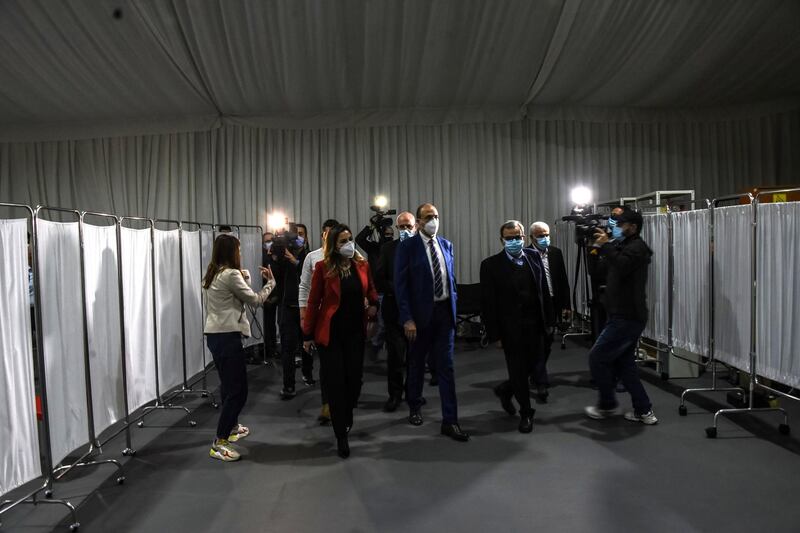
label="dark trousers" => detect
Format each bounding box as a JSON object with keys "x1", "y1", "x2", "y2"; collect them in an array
[
  {"x1": 279, "y1": 305, "x2": 312, "y2": 388},
  {"x1": 591, "y1": 296, "x2": 608, "y2": 342},
  {"x1": 384, "y1": 321, "x2": 407, "y2": 400},
  {"x1": 530, "y1": 330, "x2": 553, "y2": 388},
  {"x1": 589, "y1": 316, "x2": 652, "y2": 414},
  {"x1": 406, "y1": 300, "x2": 458, "y2": 424},
  {"x1": 206, "y1": 332, "x2": 248, "y2": 440},
  {"x1": 319, "y1": 329, "x2": 365, "y2": 438},
  {"x1": 263, "y1": 301, "x2": 278, "y2": 354},
  {"x1": 498, "y1": 326, "x2": 544, "y2": 416}
]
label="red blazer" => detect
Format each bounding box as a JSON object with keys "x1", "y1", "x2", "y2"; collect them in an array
[{"x1": 302, "y1": 259, "x2": 379, "y2": 347}]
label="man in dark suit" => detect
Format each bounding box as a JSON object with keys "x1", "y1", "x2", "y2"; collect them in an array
[
  {"x1": 375, "y1": 211, "x2": 416, "y2": 412},
  {"x1": 481, "y1": 220, "x2": 554, "y2": 433},
  {"x1": 395, "y1": 203, "x2": 469, "y2": 442},
  {"x1": 528, "y1": 221, "x2": 571, "y2": 401}
]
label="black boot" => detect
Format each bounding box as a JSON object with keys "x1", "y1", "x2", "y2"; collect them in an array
[{"x1": 336, "y1": 435, "x2": 350, "y2": 459}]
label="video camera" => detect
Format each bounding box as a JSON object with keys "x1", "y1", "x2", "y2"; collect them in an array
[
  {"x1": 369, "y1": 203, "x2": 396, "y2": 231},
  {"x1": 561, "y1": 213, "x2": 609, "y2": 245},
  {"x1": 271, "y1": 222, "x2": 303, "y2": 257}
]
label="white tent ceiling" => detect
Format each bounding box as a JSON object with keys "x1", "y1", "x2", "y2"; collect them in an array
[{"x1": 1, "y1": 0, "x2": 799, "y2": 141}]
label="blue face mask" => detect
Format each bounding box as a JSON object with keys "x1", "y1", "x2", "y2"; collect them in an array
[
  {"x1": 504, "y1": 238, "x2": 524, "y2": 256},
  {"x1": 608, "y1": 218, "x2": 618, "y2": 230},
  {"x1": 295, "y1": 236, "x2": 305, "y2": 247},
  {"x1": 536, "y1": 236, "x2": 550, "y2": 249},
  {"x1": 399, "y1": 229, "x2": 414, "y2": 241},
  {"x1": 611, "y1": 226, "x2": 624, "y2": 241}
]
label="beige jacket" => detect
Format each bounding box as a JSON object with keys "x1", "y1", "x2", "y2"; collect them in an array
[{"x1": 203, "y1": 268, "x2": 276, "y2": 337}]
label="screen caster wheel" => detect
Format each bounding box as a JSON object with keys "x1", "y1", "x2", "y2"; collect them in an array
[
  {"x1": 189, "y1": 420, "x2": 197, "y2": 427},
  {"x1": 137, "y1": 421, "x2": 145, "y2": 428},
  {"x1": 122, "y1": 448, "x2": 136, "y2": 457},
  {"x1": 116, "y1": 476, "x2": 125, "y2": 485},
  {"x1": 69, "y1": 523, "x2": 80, "y2": 532},
  {"x1": 779, "y1": 423, "x2": 790, "y2": 435},
  {"x1": 561, "y1": 343, "x2": 566, "y2": 350},
  {"x1": 705, "y1": 427, "x2": 717, "y2": 439},
  {"x1": 678, "y1": 406, "x2": 687, "y2": 416},
  {"x1": 211, "y1": 402, "x2": 219, "y2": 409},
  {"x1": 45, "y1": 490, "x2": 53, "y2": 498},
  {"x1": 201, "y1": 392, "x2": 209, "y2": 398}
]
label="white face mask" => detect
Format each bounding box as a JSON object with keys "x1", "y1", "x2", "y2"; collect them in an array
[
  {"x1": 339, "y1": 240, "x2": 355, "y2": 258},
  {"x1": 424, "y1": 218, "x2": 439, "y2": 236}
]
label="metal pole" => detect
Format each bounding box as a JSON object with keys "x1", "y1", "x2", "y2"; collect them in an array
[
  {"x1": 178, "y1": 222, "x2": 189, "y2": 389},
  {"x1": 77, "y1": 213, "x2": 99, "y2": 449},
  {"x1": 114, "y1": 216, "x2": 136, "y2": 456}
]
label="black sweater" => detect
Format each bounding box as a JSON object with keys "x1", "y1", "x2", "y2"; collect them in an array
[{"x1": 599, "y1": 234, "x2": 652, "y2": 323}]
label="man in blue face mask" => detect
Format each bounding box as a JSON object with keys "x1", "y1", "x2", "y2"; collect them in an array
[
  {"x1": 374, "y1": 212, "x2": 416, "y2": 412},
  {"x1": 480, "y1": 220, "x2": 554, "y2": 433},
  {"x1": 585, "y1": 208, "x2": 658, "y2": 426},
  {"x1": 528, "y1": 221, "x2": 571, "y2": 402}
]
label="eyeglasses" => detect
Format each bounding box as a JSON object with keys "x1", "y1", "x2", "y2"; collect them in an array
[
  {"x1": 397, "y1": 224, "x2": 414, "y2": 230},
  {"x1": 503, "y1": 236, "x2": 524, "y2": 241}
]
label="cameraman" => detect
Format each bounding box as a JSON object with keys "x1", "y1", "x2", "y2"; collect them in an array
[
  {"x1": 584, "y1": 209, "x2": 658, "y2": 425},
  {"x1": 272, "y1": 224, "x2": 310, "y2": 399},
  {"x1": 587, "y1": 206, "x2": 624, "y2": 340},
  {"x1": 356, "y1": 218, "x2": 394, "y2": 359},
  {"x1": 261, "y1": 232, "x2": 280, "y2": 359}
]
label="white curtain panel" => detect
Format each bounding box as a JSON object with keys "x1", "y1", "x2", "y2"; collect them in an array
[
  {"x1": 82, "y1": 223, "x2": 125, "y2": 436},
  {"x1": 200, "y1": 229, "x2": 214, "y2": 366},
  {"x1": 756, "y1": 202, "x2": 800, "y2": 389},
  {"x1": 120, "y1": 227, "x2": 157, "y2": 412},
  {"x1": 712, "y1": 205, "x2": 752, "y2": 372},
  {"x1": 0, "y1": 219, "x2": 41, "y2": 495},
  {"x1": 37, "y1": 219, "x2": 89, "y2": 466},
  {"x1": 154, "y1": 229, "x2": 184, "y2": 394},
  {"x1": 641, "y1": 214, "x2": 669, "y2": 344},
  {"x1": 671, "y1": 210, "x2": 710, "y2": 356},
  {"x1": 239, "y1": 229, "x2": 264, "y2": 348},
  {"x1": 181, "y1": 230, "x2": 204, "y2": 379}
]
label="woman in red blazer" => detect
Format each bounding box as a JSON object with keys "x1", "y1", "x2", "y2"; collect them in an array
[{"x1": 303, "y1": 224, "x2": 379, "y2": 458}]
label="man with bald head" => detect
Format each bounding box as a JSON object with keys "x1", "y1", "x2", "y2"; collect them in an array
[
  {"x1": 375, "y1": 211, "x2": 416, "y2": 412},
  {"x1": 395, "y1": 203, "x2": 469, "y2": 441}
]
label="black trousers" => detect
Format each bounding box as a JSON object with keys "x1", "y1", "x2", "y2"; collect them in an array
[
  {"x1": 384, "y1": 320, "x2": 407, "y2": 400},
  {"x1": 497, "y1": 327, "x2": 544, "y2": 416},
  {"x1": 318, "y1": 328, "x2": 365, "y2": 438},
  {"x1": 279, "y1": 305, "x2": 312, "y2": 388},
  {"x1": 530, "y1": 330, "x2": 554, "y2": 388},
  {"x1": 206, "y1": 332, "x2": 248, "y2": 440}
]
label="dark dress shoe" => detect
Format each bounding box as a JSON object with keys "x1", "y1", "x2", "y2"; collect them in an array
[
  {"x1": 383, "y1": 397, "x2": 401, "y2": 413},
  {"x1": 519, "y1": 413, "x2": 534, "y2": 433},
  {"x1": 441, "y1": 423, "x2": 470, "y2": 442},
  {"x1": 493, "y1": 385, "x2": 516, "y2": 416},
  {"x1": 408, "y1": 411, "x2": 424, "y2": 426},
  {"x1": 536, "y1": 386, "x2": 549, "y2": 404},
  {"x1": 336, "y1": 436, "x2": 350, "y2": 459},
  {"x1": 429, "y1": 376, "x2": 438, "y2": 387}
]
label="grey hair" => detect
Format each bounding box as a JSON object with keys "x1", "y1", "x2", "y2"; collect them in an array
[
  {"x1": 500, "y1": 220, "x2": 525, "y2": 238},
  {"x1": 530, "y1": 221, "x2": 550, "y2": 234}
]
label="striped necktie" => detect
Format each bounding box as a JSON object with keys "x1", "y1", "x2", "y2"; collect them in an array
[{"x1": 428, "y1": 238, "x2": 444, "y2": 298}]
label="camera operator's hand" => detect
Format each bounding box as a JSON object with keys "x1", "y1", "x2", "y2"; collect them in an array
[
  {"x1": 284, "y1": 248, "x2": 299, "y2": 265},
  {"x1": 259, "y1": 265, "x2": 273, "y2": 281},
  {"x1": 366, "y1": 304, "x2": 378, "y2": 320},
  {"x1": 303, "y1": 340, "x2": 315, "y2": 353},
  {"x1": 404, "y1": 320, "x2": 417, "y2": 342},
  {"x1": 562, "y1": 309, "x2": 572, "y2": 322},
  {"x1": 593, "y1": 228, "x2": 609, "y2": 246}
]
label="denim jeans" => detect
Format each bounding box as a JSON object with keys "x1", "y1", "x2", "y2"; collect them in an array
[{"x1": 588, "y1": 316, "x2": 652, "y2": 415}]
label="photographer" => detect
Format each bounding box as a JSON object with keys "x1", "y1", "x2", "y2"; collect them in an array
[
  {"x1": 584, "y1": 209, "x2": 658, "y2": 425},
  {"x1": 356, "y1": 214, "x2": 394, "y2": 359},
  {"x1": 271, "y1": 224, "x2": 310, "y2": 399}
]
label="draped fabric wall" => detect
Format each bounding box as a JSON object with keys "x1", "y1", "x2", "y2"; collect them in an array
[{"x1": 2, "y1": 110, "x2": 798, "y2": 282}]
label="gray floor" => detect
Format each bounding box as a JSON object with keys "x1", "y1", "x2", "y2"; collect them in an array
[{"x1": 4, "y1": 339, "x2": 800, "y2": 533}]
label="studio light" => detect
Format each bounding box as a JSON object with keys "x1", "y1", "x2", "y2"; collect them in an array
[
  {"x1": 570, "y1": 186, "x2": 593, "y2": 206},
  {"x1": 373, "y1": 195, "x2": 388, "y2": 209},
  {"x1": 267, "y1": 212, "x2": 287, "y2": 232}
]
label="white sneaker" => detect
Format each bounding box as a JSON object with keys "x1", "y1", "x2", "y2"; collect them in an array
[
  {"x1": 584, "y1": 405, "x2": 619, "y2": 420},
  {"x1": 228, "y1": 424, "x2": 250, "y2": 442},
  {"x1": 624, "y1": 410, "x2": 658, "y2": 425},
  {"x1": 210, "y1": 439, "x2": 241, "y2": 462}
]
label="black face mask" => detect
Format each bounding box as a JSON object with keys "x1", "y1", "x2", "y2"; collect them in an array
[{"x1": 381, "y1": 234, "x2": 393, "y2": 242}]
